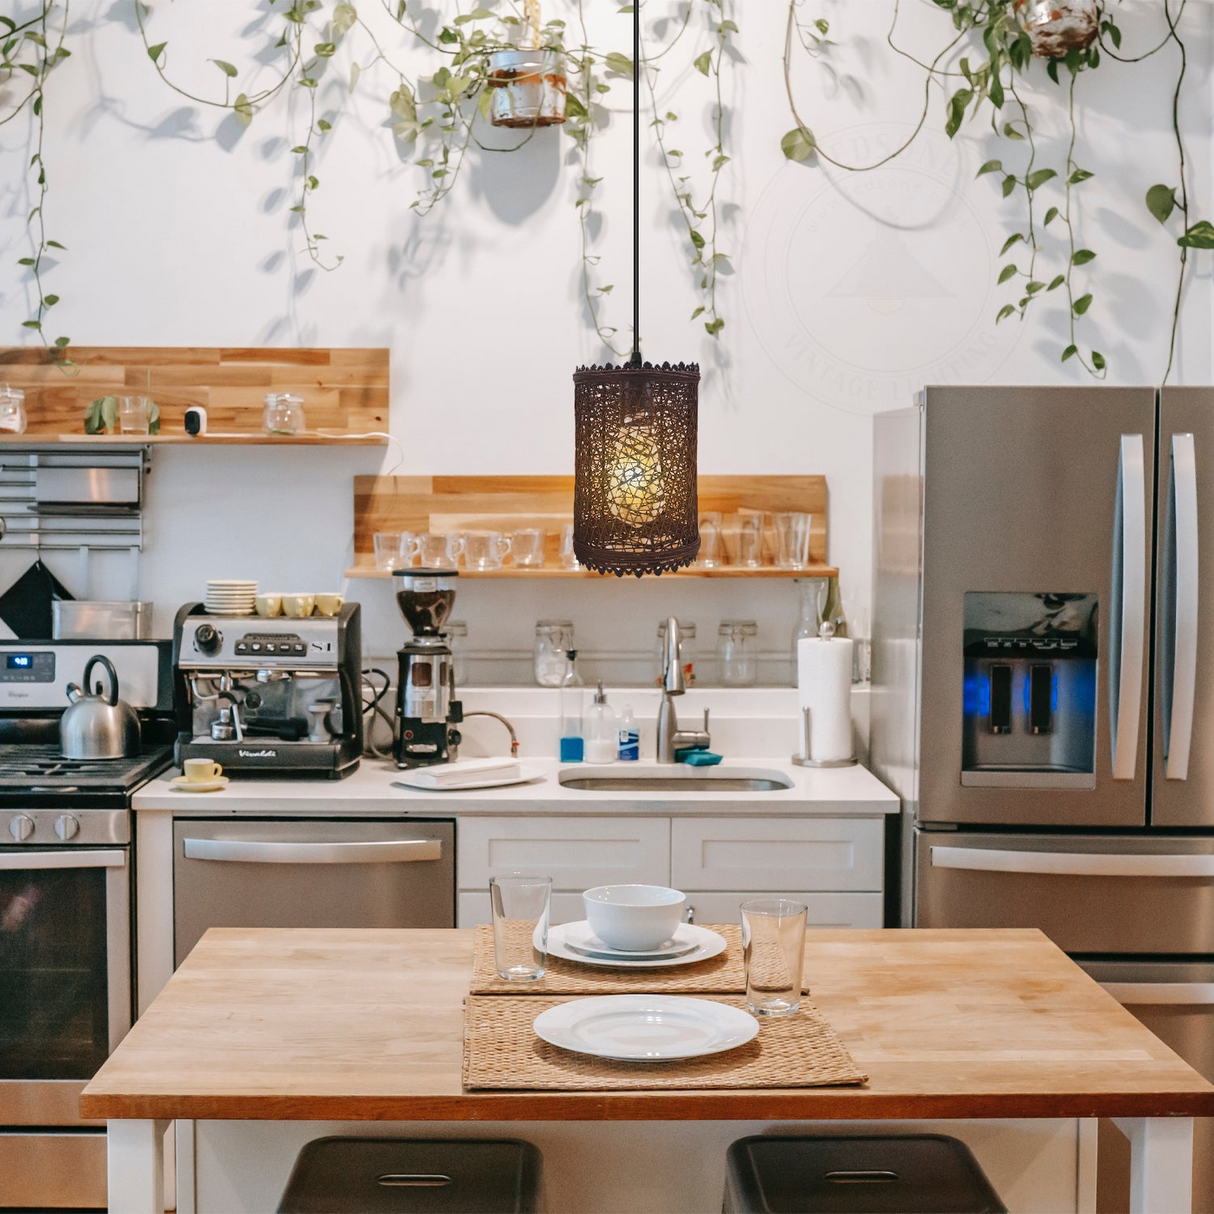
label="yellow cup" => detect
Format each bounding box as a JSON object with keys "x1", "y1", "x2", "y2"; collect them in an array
[
  {"x1": 315, "y1": 593, "x2": 345, "y2": 617},
  {"x1": 281, "y1": 593, "x2": 316, "y2": 618},
  {"x1": 183, "y1": 758, "x2": 223, "y2": 782},
  {"x1": 255, "y1": 594, "x2": 283, "y2": 618}
]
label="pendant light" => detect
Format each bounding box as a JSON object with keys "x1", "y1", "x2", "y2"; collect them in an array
[{"x1": 571, "y1": 2, "x2": 700, "y2": 578}]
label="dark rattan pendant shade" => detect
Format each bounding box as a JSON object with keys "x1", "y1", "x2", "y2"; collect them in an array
[
  {"x1": 573, "y1": 360, "x2": 700, "y2": 577},
  {"x1": 570, "y1": 1, "x2": 700, "y2": 578}
]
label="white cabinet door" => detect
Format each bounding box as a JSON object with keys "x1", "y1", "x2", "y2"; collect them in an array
[
  {"x1": 671, "y1": 817, "x2": 884, "y2": 892},
  {"x1": 457, "y1": 816, "x2": 670, "y2": 891},
  {"x1": 458, "y1": 891, "x2": 589, "y2": 928},
  {"x1": 681, "y1": 891, "x2": 884, "y2": 929}
]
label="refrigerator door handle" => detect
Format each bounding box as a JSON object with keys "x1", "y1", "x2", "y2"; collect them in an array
[
  {"x1": 1101, "y1": 982, "x2": 1214, "y2": 1007},
  {"x1": 1163, "y1": 432, "x2": 1199, "y2": 780},
  {"x1": 1110, "y1": 433, "x2": 1147, "y2": 780},
  {"x1": 930, "y1": 844, "x2": 1214, "y2": 878}
]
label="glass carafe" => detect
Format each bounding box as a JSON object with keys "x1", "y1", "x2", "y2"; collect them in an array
[
  {"x1": 534, "y1": 620, "x2": 574, "y2": 687},
  {"x1": 790, "y1": 578, "x2": 826, "y2": 681}
]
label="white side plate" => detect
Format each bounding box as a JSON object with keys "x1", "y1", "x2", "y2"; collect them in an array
[
  {"x1": 543, "y1": 921, "x2": 727, "y2": 969},
  {"x1": 560, "y1": 919, "x2": 700, "y2": 960},
  {"x1": 534, "y1": 994, "x2": 758, "y2": 1061}
]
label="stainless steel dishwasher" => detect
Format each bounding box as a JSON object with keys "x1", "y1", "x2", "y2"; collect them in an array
[{"x1": 172, "y1": 818, "x2": 455, "y2": 964}]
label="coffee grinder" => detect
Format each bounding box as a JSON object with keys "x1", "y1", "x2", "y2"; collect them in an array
[{"x1": 393, "y1": 568, "x2": 463, "y2": 767}]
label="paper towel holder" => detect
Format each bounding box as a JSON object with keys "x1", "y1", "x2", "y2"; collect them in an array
[{"x1": 791, "y1": 622, "x2": 857, "y2": 768}]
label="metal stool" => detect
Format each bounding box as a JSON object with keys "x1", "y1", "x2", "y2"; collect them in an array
[
  {"x1": 277, "y1": 1137, "x2": 542, "y2": 1213},
  {"x1": 723, "y1": 1134, "x2": 1007, "y2": 1214}
]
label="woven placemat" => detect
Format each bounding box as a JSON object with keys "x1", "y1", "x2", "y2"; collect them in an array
[
  {"x1": 470, "y1": 922, "x2": 747, "y2": 995},
  {"x1": 462, "y1": 994, "x2": 867, "y2": 1091}
]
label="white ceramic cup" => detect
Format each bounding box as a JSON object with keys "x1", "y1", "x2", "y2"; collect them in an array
[
  {"x1": 183, "y1": 758, "x2": 223, "y2": 782},
  {"x1": 315, "y1": 593, "x2": 344, "y2": 617},
  {"x1": 281, "y1": 593, "x2": 316, "y2": 618},
  {"x1": 583, "y1": 884, "x2": 686, "y2": 951},
  {"x1": 255, "y1": 594, "x2": 283, "y2": 618}
]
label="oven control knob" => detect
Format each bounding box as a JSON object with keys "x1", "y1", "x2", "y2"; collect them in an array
[
  {"x1": 9, "y1": 815, "x2": 34, "y2": 842},
  {"x1": 195, "y1": 623, "x2": 222, "y2": 655},
  {"x1": 55, "y1": 814, "x2": 80, "y2": 841}
]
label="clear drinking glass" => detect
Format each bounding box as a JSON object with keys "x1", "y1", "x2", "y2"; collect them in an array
[
  {"x1": 718, "y1": 619, "x2": 758, "y2": 686},
  {"x1": 512, "y1": 528, "x2": 546, "y2": 569},
  {"x1": 117, "y1": 395, "x2": 152, "y2": 435},
  {"x1": 464, "y1": 530, "x2": 513, "y2": 572},
  {"x1": 416, "y1": 532, "x2": 464, "y2": 568},
  {"x1": 734, "y1": 511, "x2": 764, "y2": 568},
  {"x1": 774, "y1": 512, "x2": 812, "y2": 569},
  {"x1": 0, "y1": 385, "x2": 27, "y2": 434},
  {"x1": 373, "y1": 531, "x2": 417, "y2": 571},
  {"x1": 740, "y1": 897, "x2": 808, "y2": 1016},
  {"x1": 490, "y1": 873, "x2": 552, "y2": 982},
  {"x1": 696, "y1": 512, "x2": 725, "y2": 568},
  {"x1": 560, "y1": 523, "x2": 581, "y2": 570},
  {"x1": 534, "y1": 620, "x2": 574, "y2": 687}
]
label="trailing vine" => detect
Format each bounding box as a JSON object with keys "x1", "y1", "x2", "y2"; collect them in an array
[{"x1": 3, "y1": 1, "x2": 72, "y2": 365}]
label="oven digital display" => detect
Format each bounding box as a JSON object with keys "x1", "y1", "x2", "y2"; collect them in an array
[{"x1": 6, "y1": 654, "x2": 32, "y2": 669}]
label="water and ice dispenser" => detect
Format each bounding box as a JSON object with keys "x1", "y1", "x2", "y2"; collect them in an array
[{"x1": 961, "y1": 592, "x2": 1098, "y2": 788}]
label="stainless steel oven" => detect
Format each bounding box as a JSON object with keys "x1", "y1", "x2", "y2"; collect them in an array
[{"x1": 0, "y1": 814, "x2": 131, "y2": 1210}]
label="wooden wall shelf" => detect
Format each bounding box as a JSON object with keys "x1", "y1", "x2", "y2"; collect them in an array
[
  {"x1": 348, "y1": 474, "x2": 834, "y2": 579},
  {"x1": 0, "y1": 346, "x2": 388, "y2": 441},
  {"x1": 0, "y1": 433, "x2": 386, "y2": 446}
]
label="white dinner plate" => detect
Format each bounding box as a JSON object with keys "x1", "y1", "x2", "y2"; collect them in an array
[
  {"x1": 534, "y1": 994, "x2": 758, "y2": 1061},
  {"x1": 560, "y1": 919, "x2": 700, "y2": 960},
  {"x1": 543, "y1": 921, "x2": 727, "y2": 969}
]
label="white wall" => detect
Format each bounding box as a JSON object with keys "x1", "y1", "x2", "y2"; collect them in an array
[{"x1": 1, "y1": 0, "x2": 1209, "y2": 673}]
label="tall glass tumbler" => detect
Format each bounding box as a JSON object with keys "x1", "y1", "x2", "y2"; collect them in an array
[
  {"x1": 774, "y1": 512, "x2": 812, "y2": 569},
  {"x1": 490, "y1": 873, "x2": 552, "y2": 982},
  {"x1": 740, "y1": 898, "x2": 808, "y2": 1016}
]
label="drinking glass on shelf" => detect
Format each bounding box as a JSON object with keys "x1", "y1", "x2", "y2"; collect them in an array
[
  {"x1": 740, "y1": 897, "x2": 808, "y2": 1016},
  {"x1": 464, "y1": 530, "x2": 513, "y2": 572},
  {"x1": 774, "y1": 512, "x2": 812, "y2": 570},
  {"x1": 512, "y1": 528, "x2": 546, "y2": 569},
  {"x1": 0, "y1": 385, "x2": 27, "y2": 434},
  {"x1": 417, "y1": 532, "x2": 465, "y2": 568},
  {"x1": 559, "y1": 523, "x2": 580, "y2": 570},
  {"x1": 696, "y1": 512, "x2": 725, "y2": 568},
  {"x1": 490, "y1": 873, "x2": 552, "y2": 982},
  {"x1": 373, "y1": 531, "x2": 417, "y2": 571},
  {"x1": 734, "y1": 511, "x2": 764, "y2": 568},
  {"x1": 117, "y1": 395, "x2": 152, "y2": 435}
]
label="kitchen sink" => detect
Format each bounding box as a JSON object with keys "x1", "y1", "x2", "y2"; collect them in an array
[{"x1": 558, "y1": 766, "x2": 794, "y2": 793}]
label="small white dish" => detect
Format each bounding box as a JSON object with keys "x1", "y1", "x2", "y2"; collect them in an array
[
  {"x1": 533, "y1": 994, "x2": 758, "y2": 1061},
  {"x1": 561, "y1": 919, "x2": 698, "y2": 960},
  {"x1": 170, "y1": 775, "x2": 229, "y2": 793},
  {"x1": 584, "y1": 883, "x2": 686, "y2": 951},
  {"x1": 543, "y1": 921, "x2": 727, "y2": 969}
]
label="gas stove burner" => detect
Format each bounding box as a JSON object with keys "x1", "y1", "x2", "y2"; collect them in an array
[{"x1": 0, "y1": 742, "x2": 173, "y2": 798}]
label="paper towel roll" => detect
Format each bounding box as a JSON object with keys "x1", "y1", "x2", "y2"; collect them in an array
[{"x1": 797, "y1": 635, "x2": 853, "y2": 762}]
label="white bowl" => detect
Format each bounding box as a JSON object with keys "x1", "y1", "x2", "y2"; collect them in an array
[{"x1": 582, "y1": 884, "x2": 686, "y2": 952}]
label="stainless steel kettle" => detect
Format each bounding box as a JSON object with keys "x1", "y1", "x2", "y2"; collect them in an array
[{"x1": 61, "y1": 654, "x2": 142, "y2": 759}]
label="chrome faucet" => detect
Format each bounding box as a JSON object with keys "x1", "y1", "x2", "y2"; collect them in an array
[{"x1": 656, "y1": 616, "x2": 710, "y2": 763}]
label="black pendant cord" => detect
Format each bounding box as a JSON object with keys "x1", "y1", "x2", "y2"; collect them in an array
[{"x1": 629, "y1": 0, "x2": 641, "y2": 369}]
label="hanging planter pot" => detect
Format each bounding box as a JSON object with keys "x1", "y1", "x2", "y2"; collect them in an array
[
  {"x1": 486, "y1": 49, "x2": 567, "y2": 128},
  {"x1": 1014, "y1": 0, "x2": 1099, "y2": 59}
]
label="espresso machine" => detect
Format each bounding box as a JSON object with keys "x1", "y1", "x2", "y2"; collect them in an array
[
  {"x1": 393, "y1": 568, "x2": 463, "y2": 767},
  {"x1": 172, "y1": 602, "x2": 363, "y2": 778}
]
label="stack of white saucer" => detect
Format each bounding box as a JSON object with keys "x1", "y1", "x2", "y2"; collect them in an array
[{"x1": 205, "y1": 579, "x2": 257, "y2": 616}]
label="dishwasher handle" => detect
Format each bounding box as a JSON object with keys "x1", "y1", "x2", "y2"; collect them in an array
[
  {"x1": 182, "y1": 837, "x2": 443, "y2": 865},
  {"x1": 1102, "y1": 982, "x2": 1214, "y2": 1007},
  {"x1": 930, "y1": 845, "x2": 1214, "y2": 879}
]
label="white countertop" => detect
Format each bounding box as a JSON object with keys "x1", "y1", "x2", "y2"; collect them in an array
[{"x1": 133, "y1": 756, "x2": 899, "y2": 817}]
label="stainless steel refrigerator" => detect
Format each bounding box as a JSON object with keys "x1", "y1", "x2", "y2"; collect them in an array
[{"x1": 871, "y1": 385, "x2": 1214, "y2": 1211}]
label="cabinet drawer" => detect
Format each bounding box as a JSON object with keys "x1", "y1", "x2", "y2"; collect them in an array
[
  {"x1": 671, "y1": 818, "x2": 884, "y2": 892},
  {"x1": 457, "y1": 817, "x2": 670, "y2": 890},
  {"x1": 682, "y1": 891, "x2": 884, "y2": 929},
  {"x1": 458, "y1": 890, "x2": 588, "y2": 928}
]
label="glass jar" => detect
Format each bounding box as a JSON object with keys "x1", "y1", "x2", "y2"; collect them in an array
[
  {"x1": 442, "y1": 620, "x2": 469, "y2": 687},
  {"x1": 262, "y1": 392, "x2": 306, "y2": 436},
  {"x1": 534, "y1": 619, "x2": 575, "y2": 687},
  {"x1": 718, "y1": 619, "x2": 758, "y2": 686},
  {"x1": 654, "y1": 619, "x2": 697, "y2": 686},
  {"x1": 0, "y1": 385, "x2": 27, "y2": 434}
]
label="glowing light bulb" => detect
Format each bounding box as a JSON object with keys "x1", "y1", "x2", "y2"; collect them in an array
[{"x1": 606, "y1": 415, "x2": 665, "y2": 527}]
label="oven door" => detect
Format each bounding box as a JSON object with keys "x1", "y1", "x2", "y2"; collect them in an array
[{"x1": 0, "y1": 846, "x2": 132, "y2": 1127}]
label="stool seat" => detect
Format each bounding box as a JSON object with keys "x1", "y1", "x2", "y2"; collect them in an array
[
  {"x1": 277, "y1": 1137, "x2": 541, "y2": 1214},
  {"x1": 723, "y1": 1134, "x2": 1007, "y2": 1214}
]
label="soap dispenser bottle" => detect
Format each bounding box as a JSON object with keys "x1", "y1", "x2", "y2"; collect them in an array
[
  {"x1": 558, "y1": 650, "x2": 585, "y2": 762},
  {"x1": 584, "y1": 682, "x2": 618, "y2": 764}
]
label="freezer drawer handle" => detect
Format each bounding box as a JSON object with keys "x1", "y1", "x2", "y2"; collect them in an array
[
  {"x1": 182, "y1": 837, "x2": 443, "y2": 865},
  {"x1": 1163, "y1": 432, "x2": 1199, "y2": 780},
  {"x1": 930, "y1": 845, "x2": 1214, "y2": 879},
  {"x1": 0, "y1": 849, "x2": 126, "y2": 871},
  {"x1": 1102, "y1": 982, "x2": 1214, "y2": 1007},
  {"x1": 1110, "y1": 433, "x2": 1147, "y2": 780}
]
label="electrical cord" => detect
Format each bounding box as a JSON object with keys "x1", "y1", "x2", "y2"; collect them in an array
[
  {"x1": 315, "y1": 430, "x2": 405, "y2": 474},
  {"x1": 360, "y1": 666, "x2": 395, "y2": 759}
]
